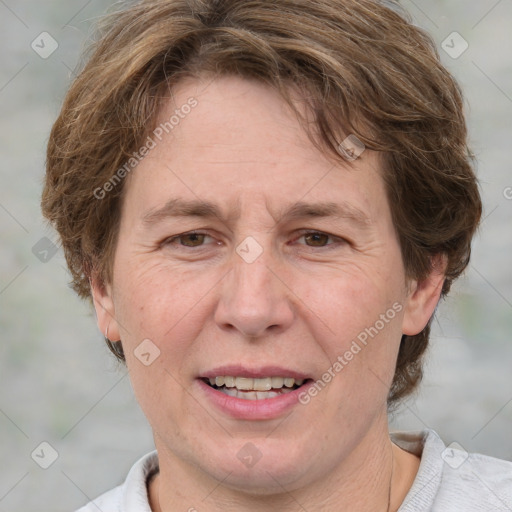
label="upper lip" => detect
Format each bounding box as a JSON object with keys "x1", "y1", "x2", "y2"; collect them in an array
[{"x1": 199, "y1": 364, "x2": 312, "y2": 380}]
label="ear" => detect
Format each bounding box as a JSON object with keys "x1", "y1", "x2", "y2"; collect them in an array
[
  {"x1": 402, "y1": 255, "x2": 447, "y2": 336},
  {"x1": 89, "y1": 273, "x2": 121, "y2": 342}
]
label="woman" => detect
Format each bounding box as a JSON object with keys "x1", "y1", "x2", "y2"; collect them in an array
[{"x1": 41, "y1": 0, "x2": 511, "y2": 510}]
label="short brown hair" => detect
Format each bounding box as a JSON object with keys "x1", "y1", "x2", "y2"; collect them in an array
[{"x1": 42, "y1": 0, "x2": 482, "y2": 405}]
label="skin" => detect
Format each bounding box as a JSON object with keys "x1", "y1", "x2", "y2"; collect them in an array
[{"x1": 91, "y1": 75, "x2": 444, "y2": 511}]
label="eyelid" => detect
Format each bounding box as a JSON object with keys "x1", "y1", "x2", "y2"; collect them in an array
[
  {"x1": 291, "y1": 229, "x2": 347, "y2": 248},
  {"x1": 162, "y1": 230, "x2": 216, "y2": 246},
  {"x1": 163, "y1": 229, "x2": 347, "y2": 249}
]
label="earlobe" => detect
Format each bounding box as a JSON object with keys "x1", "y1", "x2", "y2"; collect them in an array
[
  {"x1": 402, "y1": 255, "x2": 447, "y2": 336},
  {"x1": 89, "y1": 274, "x2": 121, "y2": 342}
]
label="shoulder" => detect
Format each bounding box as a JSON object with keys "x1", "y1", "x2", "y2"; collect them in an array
[
  {"x1": 74, "y1": 451, "x2": 159, "y2": 512},
  {"x1": 393, "y1": 429, "x2": 512, "y2": 512},
  {"x1": 75, "y1": 484, "x2": 123, "y2": 511},
  {"x1": 437, "y1": 443, "x2": 512, "y2": 511}
]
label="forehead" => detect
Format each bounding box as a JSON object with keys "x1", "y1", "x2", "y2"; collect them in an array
[{"x1": 122, "y1": 75, "x2": 389, "y2": 228}]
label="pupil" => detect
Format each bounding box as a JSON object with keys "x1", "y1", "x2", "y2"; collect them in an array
[
  {"x1": 184, "y1": 234, "x2": 203, "y2": 246},
  {"x1": 306, "y1": 233, "x2": 327, "y2": 246}
]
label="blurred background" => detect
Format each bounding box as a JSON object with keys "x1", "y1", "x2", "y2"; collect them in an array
[{"x1": 0, "y1": 1, "x2": 511, "y2": 510}]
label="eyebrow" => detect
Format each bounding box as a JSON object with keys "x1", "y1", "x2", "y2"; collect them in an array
[{"x1": 141, "y1": 198, "x2": 372, "y2": 229}]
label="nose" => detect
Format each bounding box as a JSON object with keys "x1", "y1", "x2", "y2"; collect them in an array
[{"x1": 214, "y1": 245, "x2": 295, "y2": 339}]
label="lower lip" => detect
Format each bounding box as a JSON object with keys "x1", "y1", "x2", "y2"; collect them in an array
[{"x1": 197, "y1": 379, "x2": 312, "y2": 420}]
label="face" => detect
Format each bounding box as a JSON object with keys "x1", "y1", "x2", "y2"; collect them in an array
[{"x1": 92, "y1": 75, "x2": 443, "y2": 494}]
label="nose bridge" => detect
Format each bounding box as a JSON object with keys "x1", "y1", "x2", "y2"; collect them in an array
[
  {"x1": 234, "y1": 239, "x2": 275, "y2": 299},
  {"x1": 214, "y1": 235, "x2": 293, "y2": 338}
]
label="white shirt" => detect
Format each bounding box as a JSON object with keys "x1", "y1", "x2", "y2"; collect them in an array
[{"x1": 76, "y1": 429, "x2": 512, "y2": 511}]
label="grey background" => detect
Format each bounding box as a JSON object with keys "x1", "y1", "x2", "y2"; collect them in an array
[{"x1": 0, "y1": 1, "x2": 511, "y2": 510}]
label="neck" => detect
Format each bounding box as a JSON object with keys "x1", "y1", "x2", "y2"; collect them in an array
[{"x1": 149, "y1": 416, "x2": 420, "y2": 512}]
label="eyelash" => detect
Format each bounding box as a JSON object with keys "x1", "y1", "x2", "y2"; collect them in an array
[{"x1": 162, "y1": 230, "x2": 346, "y2": 251}]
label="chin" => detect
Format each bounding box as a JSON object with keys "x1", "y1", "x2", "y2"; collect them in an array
[{"x1": 196, "y1": 437, "x2": 323, "y2": 494}]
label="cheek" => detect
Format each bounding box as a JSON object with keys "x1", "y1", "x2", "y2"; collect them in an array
[
  {"x1": 310, "y1": 266, "x2": 403, "y2": 339},
  {"x1": 305, "y1": 265, "x2": 406, "y2": 397},
  {"x1": 115, "y1": 258, "x2": 198, "y2": 329}
]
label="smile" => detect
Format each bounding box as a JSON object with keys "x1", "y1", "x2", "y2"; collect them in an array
[{"x1": 203, "y1": 376, "x2": 306, "y2": 400}]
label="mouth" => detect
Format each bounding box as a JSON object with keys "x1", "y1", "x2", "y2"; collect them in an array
[
  {"x1": 201, "y1": 376, "x2": 312, "y2": 401},
  {"x1": 197, "y1": 367, "x2": 315, "y2": 419}
]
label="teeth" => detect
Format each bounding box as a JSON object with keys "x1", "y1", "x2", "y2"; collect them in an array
[
  {"x1": 224, "y1": 376, "x2": 235, "y2": 387},
  {"x1": 271, "y1": 377, "x2": 284, "y2": 388},
  {"x1": 284, "y1": 377, "x2": 295, "y2": 388},
  {"x1": 220, "y1": 387, "x2": 295, "y2": 400},
  {"x1": 235, "y1": 377, "x2": 254, "y2": 390},
  {"x1": 207, "y1": 376, "x2": 305, "y2": 391}
]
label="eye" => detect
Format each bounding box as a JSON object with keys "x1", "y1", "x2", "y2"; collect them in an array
[
  {"x1": 293, "y1": 230, "x2": 345, "y2": 249},
  {"x1": 301, "y1": 231, "x2": 330, "y2": 247},
  {"x1": 163, "y1": 231, "x2": 215, "y2": 248},
  {"x1": 162, "y1": 229, "x2": 346, "y2": 251}
]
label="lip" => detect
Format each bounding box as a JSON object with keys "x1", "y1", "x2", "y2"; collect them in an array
[
  {"x1": 199, "y1": 364, "x2": 311, "y2": 380},
  {"x1": 197, "y1": 378, "x2": 314, "y2": 420}
]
